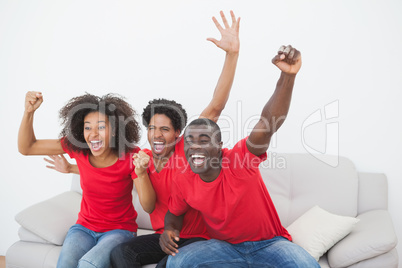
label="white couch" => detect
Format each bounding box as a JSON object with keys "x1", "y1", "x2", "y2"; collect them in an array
[{"x1": 6, "y1": 153, "x2": 399, "y2": 268}]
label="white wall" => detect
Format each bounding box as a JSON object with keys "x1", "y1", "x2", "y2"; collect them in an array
[{"x1": 1, "y1": 0, "x2": 401, "y2": 262}]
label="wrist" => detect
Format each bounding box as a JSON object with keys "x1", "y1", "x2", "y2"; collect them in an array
[
  {"x1": 24, "y1": 110, "x2": 35, "y2": 116},
  {"x1": 281, "y1": 71, "x2": 297, "y2": 79},
  {"x1": 66, "y1": 164, "x2": 72, "y2": 174},
  {"x1": 135, "y1": 169, "x2": 147, "y2": 177},
  {"x1": 226, "y1": 51, "x2": 239, "y2": 57}
]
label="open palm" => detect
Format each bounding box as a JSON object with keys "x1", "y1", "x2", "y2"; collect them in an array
[{"x1": 207, "y1": 10, "x2": 240, "y2": 54}]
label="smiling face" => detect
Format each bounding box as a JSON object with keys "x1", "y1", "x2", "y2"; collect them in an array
[
  {"x1": 83, "y1": 111, "x2": 114, "y2": 158},
  {"x1": 147, "y1": 113, "x2": 180, "y2": 159},
  {"x1": 184, "y1": 125, "x2": 223, "y2": 182}
]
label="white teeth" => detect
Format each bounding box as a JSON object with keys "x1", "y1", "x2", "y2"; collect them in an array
[
  {"x1": 154, "y1": 141, "x2": 164, "y2": 144},
  {"x1": 91, "y1": 141, "x2": 101, "y2": 144},
  {"x1": 191, "y1": 154, "x2": 205, "y2": 158}
]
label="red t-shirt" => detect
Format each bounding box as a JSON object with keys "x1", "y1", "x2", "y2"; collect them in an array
[
  {"x1": 169, "y1": 138, "x2": 291, "y2": 244},
  {"x1": 62, "y1": 139, "x2": 139, "y2": 233},
  {"x1": 146, "y1": 137, "x2": 209, "y2": 239}
]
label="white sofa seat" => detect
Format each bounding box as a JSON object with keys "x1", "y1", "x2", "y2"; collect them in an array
[{"x1": 6, "y1": 153, "x2": 399, "y2": 267}]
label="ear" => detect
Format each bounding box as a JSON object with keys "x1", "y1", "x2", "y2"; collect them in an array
[
  {"x1": 175, "y1": 129, "x2": 180, "y2": 138},
  {"x1": 218, "y1": 141, "x2": 223, "y2": 156}
]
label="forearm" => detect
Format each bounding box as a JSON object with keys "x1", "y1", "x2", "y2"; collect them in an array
[
  {"x1": 248, "y1": 72, "x2": 296, "y2": 155},
  {"x1": 134, "y1": 173, "x2": 156, "y2": 213},
  {"x1": 200, "y1": 52, "x2": 239, "y2": 122},
  {"x1": 264, "y1": 72, "x2": 296, "y2": 130},
  {"x1": 164, "y1": 210, "x2": 184, "y2": 232}
]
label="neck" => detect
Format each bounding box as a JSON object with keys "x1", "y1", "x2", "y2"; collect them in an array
[
  {"x1": 199, "y1": 167, "x2": 222, "y2": 183},
  {"x1": 89, "y1": 151, "x2": 118, "y2": 168},
  {"x1": 153, "y1": 149, "x2": 175, "y2": 172}
]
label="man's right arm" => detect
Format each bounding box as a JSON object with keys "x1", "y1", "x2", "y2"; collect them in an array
[{"x1": 247, "y1": 45, "x2": 302, "y2": 156}]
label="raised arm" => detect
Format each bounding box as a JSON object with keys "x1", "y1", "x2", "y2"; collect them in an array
[
  {"x1": 247, "y1": 45, "x2": 302, "y2": 156},
  {"x1": 199, "y1": 10, "x2": 240, "y2": 123},
  {"x1": 18, "y1": 91, "x2": 64, "y2": 155},
  {"x1": 133, "y1": 151, "x2": 156, "y2": 214},
  {"x1": 159, "y1": 210, "x2": 184, "y2": 256}
]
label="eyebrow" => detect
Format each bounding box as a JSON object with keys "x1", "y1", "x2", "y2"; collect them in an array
[
  {"x1": 84, "y1": 120, "x2": 106, "y2": 124},
  {"x1": 184, "y1": 134, "x2": 211, "y2": 139},
  {"x1": 149, "y1": 125, "x2": 170, "y2": 129}
]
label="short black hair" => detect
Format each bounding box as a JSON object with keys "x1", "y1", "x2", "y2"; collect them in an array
[
  {"x1": 59, "y1": 93, "x2": 140, "y2": 156},
  {"x1": 186, "y1": 118, "x2": 221, "y2": 143},
  {"x1": 142, "y1": 98, "x2": 187, "y2": 132}
]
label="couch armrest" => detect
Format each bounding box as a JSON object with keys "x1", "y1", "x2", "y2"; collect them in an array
[
  {"x1": 15, "y1": 191, "x2": 81, "y2": 245},
  {"x1": 18, "y1": 227, "x2": 51, "y2": 244},
  {"x1": 327, "y1": 210, "x2": 398, "y2": 268}
]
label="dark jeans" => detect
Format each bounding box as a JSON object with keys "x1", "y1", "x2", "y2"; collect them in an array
[{"x1": 110, "y1": 233, "x2": 206, "y2": 268}]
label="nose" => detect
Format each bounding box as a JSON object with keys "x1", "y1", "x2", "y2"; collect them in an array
[
  {"x1": 154, "y1": 128, "x2": 162, "y2": 138},
  {"x1": 89, "y1": 128, "x2": 99, "y2": 138},
  {"x1": 190, "y1": 142, "x2": 202, "y2": 150}
]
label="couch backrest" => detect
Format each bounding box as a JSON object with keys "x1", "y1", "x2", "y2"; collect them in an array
[
  {"x1": 357, "y1": 172, "x2": 388, "y2": 214},
  {"x1": 71, "y1": 153, "x2": 388, "y2": 231},
  {"x1": 259, "y1": 153, "x2": 359, "y2": 227}
]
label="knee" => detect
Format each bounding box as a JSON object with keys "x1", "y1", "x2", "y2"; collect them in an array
[
  {"x1": 77, "y1": 259, "x2": 98, "y2": 268},
  {"x1": 110, "y1": 242, "x2": 138, "y2": 266},
  {"x1": 110, "y1": 243, "x2": 124, "y2": 262},
  {"x1": 166, "y1": 254, "x2": 184, "y2": 268},
  {"x1": 167, "y1": 249, "x2": 200, "y2": 268}
]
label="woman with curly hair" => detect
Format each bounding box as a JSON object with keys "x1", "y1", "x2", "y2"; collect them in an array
[
  {"x1": 47, "y1": 10, "x2": 240, "y2": 268},
  {"x1": 18, "y1": 92, "x2": 155, "y2": 268}
]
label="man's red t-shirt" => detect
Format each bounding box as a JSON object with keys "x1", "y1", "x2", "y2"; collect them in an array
[
  {"x1": 169, "y1": 138, "x2": 291, "y2": 244},
  {"x1": 145, "y1": 137, "x2": 209, "y2": 239},
  {"x1": 62, "y1": 139, "x2": 139, "y2": 233}
]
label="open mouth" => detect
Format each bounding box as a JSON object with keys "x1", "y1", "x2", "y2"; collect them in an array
[
  {"x1": 153, "y1": 141, "x2": 165, "y2": 154},
  {"x1": 90, "y1": 140, "x2": 103, "y2": 152},
  {"x1": 190, "y1": 154, "x2": 206, "y2": 167}
]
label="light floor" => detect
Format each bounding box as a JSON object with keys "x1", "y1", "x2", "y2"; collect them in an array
[{"x1": 0, "y1": 256, "x2": 5, "y2": 268}]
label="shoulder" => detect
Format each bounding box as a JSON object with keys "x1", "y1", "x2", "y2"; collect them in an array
[{"x1": 222, "y1": 137, "x2": 267, "y2": 170}]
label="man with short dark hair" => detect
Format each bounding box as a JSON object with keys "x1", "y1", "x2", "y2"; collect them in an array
[{"x1": 160, "y1": 45, "x2": 320, "y2": 267}]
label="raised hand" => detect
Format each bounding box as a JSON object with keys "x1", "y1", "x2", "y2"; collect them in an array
[
  {"x1": 272, "y1": 45, "x2": 302, "y2": 75},
  {"x1": 133, "y1": 150, "x2": 151, "y2": 177},
  {"x1": 207, "y1": 10, "x2": 240, "y2": 54},
  {"x1": 25, "y1": 91, "x2": 43, "y2": 113},
  {"x1": 44, "y1": 154, "x2": 72, "y2": 173}
]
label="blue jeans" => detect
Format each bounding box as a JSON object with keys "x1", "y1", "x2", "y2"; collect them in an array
[
  {"x1": 167, "y1": 236, "x2": 320, "y2": 268},
  {"x1": 57, "y1": 224, "x2": 136, "y2": 268}
]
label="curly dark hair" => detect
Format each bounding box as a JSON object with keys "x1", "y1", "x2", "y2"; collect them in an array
[
  {"x1": 59, "y1": 93, "x2": 140, "y2": 156},
  {"x1": 142, "y1": 98, "x2": 188, "y2": 132}
]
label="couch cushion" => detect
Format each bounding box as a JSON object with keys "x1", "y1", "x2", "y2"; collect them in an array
[
  {"x1": 347, "y1": 248, "x2": 399, "y2": 268},
  {"x1": 15, "y1": 191, "x2": 81, "y2": 245},
  {"x1": 6, "y1": 241, "x2": 61, "y2": 268},
  {"x1": 287, "y1": 205, "x2": 359, "y2": 261},
  {"x1": 18, "y1": 227, "x2": 51, "y2": 244},
  {"x1": 327, "y1": 210, "x2": 398, "y2": 267},
  {"x1": 261, "y1": 153, "x2": 359, "y2": 227}
]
